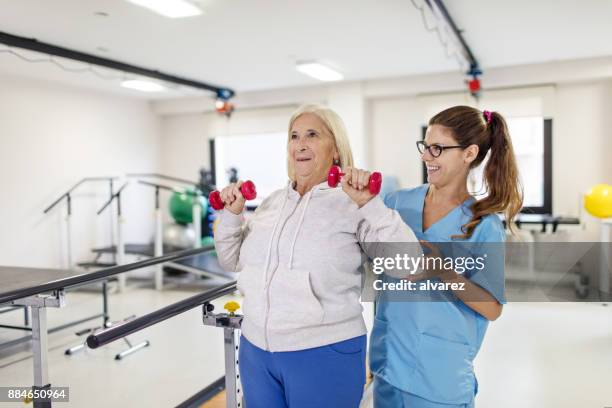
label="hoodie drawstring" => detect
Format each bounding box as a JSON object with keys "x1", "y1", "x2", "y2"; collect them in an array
[
  {"x1": 288, "y1": 187, "x2": 315, "y2": 270},
  {"x1": 262, "y1": 188, "x2": 289, "y2": 286},
  {"x1": 263, "y1": 182, "x2": 321, "y2": 283}
]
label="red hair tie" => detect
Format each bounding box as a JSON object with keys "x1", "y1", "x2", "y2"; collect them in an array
[{"x1": 483, "y1": 110, "x2": 493, "y2": 124}]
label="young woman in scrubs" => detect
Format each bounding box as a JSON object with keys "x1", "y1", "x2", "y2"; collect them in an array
[{"x1": 370, "y1": 106, "x2": 523, "y2": 407}]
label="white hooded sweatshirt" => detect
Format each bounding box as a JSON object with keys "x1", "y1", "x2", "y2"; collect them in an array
[{"x1": 214, "y1": 180, "x2": 419, "y2": 352}]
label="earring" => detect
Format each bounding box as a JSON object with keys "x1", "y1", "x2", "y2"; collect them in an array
[{"x1": 333, "y1": 158, "x2": 340, "y2": 165}]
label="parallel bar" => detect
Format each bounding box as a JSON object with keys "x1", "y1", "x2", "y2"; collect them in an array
[
  {"x1": 0, "y1": 324, "x2": 32, "y2": 331},
  {"x1": 97, "y1": 182, "x2": 129, "y2": 215},
  {"x1": 127, "y1": 173, "x2": 198, "y2": 186},
  {"x1": 0, "y1": 246, "x2": 215, "y2": 304},
  {"x1": 0, "y1": 31, "x2": 235, "y2": 97},
  {"x1": 43, "y1": 193, "x2": 68, "y2": 215},
  {"x1": 87, "y1": 281, "x2": 236, "y2": 349},
  {"x1": 138, "y1": 180, "x2": 178, "y2": 192},
  {"x1": 43, "y1": 177, "x2": 118, "y2": 213},
  {"x1": 138, "y1": 180, "x2": 201, "y2": 196}
]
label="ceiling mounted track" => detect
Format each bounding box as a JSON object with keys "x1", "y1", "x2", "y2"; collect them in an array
[{"x1": 0, "y1": 31, "x2": 235, "y2": 100}]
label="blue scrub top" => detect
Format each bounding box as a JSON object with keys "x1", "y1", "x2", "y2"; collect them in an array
[{"x1": 370, "y1": 184, "x2": 506, "y2": 405}]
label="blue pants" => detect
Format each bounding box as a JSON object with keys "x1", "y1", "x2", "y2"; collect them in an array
[
  {"x1": 373, "y1": 376, "x2": 474, "y2": 408},
  {"x1": 239, "y1": 335, "x2": 366, "y2": 408}
]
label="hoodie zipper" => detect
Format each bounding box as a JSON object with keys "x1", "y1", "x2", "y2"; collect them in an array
[{"x1": 262, "y1": 192, "x2": 305, "y2": 350}]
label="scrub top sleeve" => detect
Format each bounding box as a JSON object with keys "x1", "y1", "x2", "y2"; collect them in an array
[
  {"x1": 467, "y1": 216, "x2": 507, "y2": 304},
  {"x1": 383, "y1": 191, "x2": 396, "y2": 208}
]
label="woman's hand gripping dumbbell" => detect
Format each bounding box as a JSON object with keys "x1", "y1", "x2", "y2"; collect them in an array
[
  {"x1": 328, "y1": 165, "x2": 382, "y2": 208},
  {"x1": 209, "y1": 180, "x2": 257, "y2": 214}
]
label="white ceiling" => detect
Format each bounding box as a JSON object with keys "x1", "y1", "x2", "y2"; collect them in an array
[{"x1": 0, "y1": 0, "x2": 611, "y2": 99}]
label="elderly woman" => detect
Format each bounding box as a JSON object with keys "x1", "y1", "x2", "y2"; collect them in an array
[{"x1": 214, "y1": 104, "x2": 419, "y2": 408}]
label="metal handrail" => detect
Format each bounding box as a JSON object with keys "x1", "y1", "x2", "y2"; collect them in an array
[
  {"x1": 97, "y1": 182, "x2": 129, "y2": 215},
  {"x1": 43, "y1": 177, "x2": 119, "y2": 213},
  {"x1": 137, "y1": 180, "x2": 202, "y2": 196},
  {"x1": 0, "y1": 246, "x2": 217, "y2": 305},
  {"x1": 127, "y1": 173, "x2": 198, "y2": 186},
  {"x1": 86, "y1": 280, "x2": 236, "y2": 349}
]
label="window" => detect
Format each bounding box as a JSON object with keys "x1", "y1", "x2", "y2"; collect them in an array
[{"x1": 210, "y1": 132, "x2": 287, "y2": 207}]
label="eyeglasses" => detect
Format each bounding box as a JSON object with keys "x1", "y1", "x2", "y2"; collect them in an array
[{"x1": 416, "y1": 141, "x2": 466, "y2": 158}]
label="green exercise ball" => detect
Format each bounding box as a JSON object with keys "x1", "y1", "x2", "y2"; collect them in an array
[{"x1": 169, "y1": 190, "x2": 208, "y2": 225}]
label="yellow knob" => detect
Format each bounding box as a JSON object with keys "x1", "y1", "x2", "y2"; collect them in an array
[{"x1": 224, "y1": 301, "x2": 240, "y2": 315}]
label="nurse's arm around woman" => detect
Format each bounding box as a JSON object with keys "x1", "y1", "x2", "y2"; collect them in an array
[
  {"x1": 213, "y1": 104, "x2": 419, "y2": 408},
  {"x1": 419, "y1": 239, "x2": 503, "y2": 321}
]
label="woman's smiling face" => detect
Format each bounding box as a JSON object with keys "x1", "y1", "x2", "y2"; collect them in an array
[{"x1": 289, "y1": 113, "x2": 338, "y2": 186}]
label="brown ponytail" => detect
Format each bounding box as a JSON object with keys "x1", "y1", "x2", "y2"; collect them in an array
[{"x1": 429, "y1": 106, "x2": 523, "y2": 239}]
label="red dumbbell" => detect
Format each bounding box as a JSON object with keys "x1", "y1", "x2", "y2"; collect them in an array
[
  {"x1": 209, "y1": 180, "x2": 257, "y2": 210},
  {"x1": 327, "y1": 165, "x2": 382, "y2": 195}
]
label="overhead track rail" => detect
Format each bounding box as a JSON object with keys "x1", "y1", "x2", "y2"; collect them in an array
[
  {"x1": 0, "y1": 31, "x2": 235, "y2": 99},
  {"x1": 424, "y1": 0, "x2": 480, "y2": 73}
]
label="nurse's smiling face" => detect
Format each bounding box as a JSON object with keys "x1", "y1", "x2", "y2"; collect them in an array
[{"x1": 421, "y1": 124, "x2": 477, "y2": 187}]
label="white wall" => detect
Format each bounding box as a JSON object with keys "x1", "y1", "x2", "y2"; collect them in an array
[
  {"x1": 327, "y1": 83, "x2": 368, "y2": 168},
  {"x1": 368, "y1": 96, "x2": 423, "y2": 188},
  {"x1": 0, "y1": 74, "x2": 161, "y2": 268}
]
